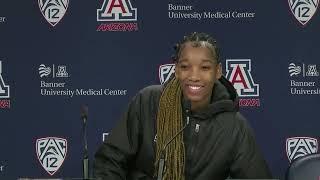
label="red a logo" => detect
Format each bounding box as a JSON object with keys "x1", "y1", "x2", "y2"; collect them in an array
[
  {"x1": 226, "y1": 59, "x2": 259, "y2": 97},
  {"x1": 97, "y1": 0, "x2": 137, "y2": 21}
]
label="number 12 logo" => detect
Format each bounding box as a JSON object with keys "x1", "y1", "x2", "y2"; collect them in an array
[
  {"x1": 36, "y1": 137, "x2": 67, "y2": 176},
  {"x1": 38, "y1": 0, "x2": 69, "y2": 27},
  {"x1": 288, "y1": 0, "x2": 319, "y2": 26}
]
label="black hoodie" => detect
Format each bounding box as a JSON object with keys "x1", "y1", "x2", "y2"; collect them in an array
[{"x1": 94, "y1": 77, "x2": 272, "y2": 180}]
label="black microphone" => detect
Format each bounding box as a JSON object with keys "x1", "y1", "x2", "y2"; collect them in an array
[
  {"x1": 81, "y1": 105, "x2": 89, "y2": 180},
  {"x1": 156, "y1": 100, "x2": 191, "y2": 180}
]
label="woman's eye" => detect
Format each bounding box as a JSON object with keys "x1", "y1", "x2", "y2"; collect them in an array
[
  {"x1": 180, "y1": 64, "x2": 189, "y2": 69},
  {"x1": 201, "y1": 66, "x2": 211, "y2": 70}
]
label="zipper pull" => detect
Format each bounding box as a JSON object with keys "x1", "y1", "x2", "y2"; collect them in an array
[
  {"x1": 195, "y1": 124, "x2": 200, "y2": 133},
  {"x1": 186, "y1": 108, "x2": 190, "y2": 125}
]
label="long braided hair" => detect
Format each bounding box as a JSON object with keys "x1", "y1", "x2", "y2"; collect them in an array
[{"x1": 155, "y1": 32, "x2": 220, "y2": 179}]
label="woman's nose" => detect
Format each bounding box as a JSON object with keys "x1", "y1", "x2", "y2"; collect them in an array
[{"x1": 188, "y1": 68, "x2": 200, "y2": 81}]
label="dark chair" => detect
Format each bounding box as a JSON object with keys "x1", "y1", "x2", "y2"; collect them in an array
[{"x1": 286, "y1": 153, "x2": 320, "y2": 180}]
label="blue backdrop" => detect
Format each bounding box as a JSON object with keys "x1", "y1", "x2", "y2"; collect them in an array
[{"x1": 0, "y1": 0, "x2": 320, "y2": 179}]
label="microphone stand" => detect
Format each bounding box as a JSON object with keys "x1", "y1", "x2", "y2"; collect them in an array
[{"x1": 81, "y1": 105, "x2": 89, "y2": 180}]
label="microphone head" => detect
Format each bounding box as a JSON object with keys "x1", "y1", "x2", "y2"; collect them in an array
[{"x1": 80, "y1": 105, "x2": 88, "y2": 120}]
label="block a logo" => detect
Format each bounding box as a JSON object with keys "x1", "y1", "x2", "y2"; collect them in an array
[
  {"x1": 0, "y1": 61, "x2": 10, "y2": 99},
  {"x1": 159, "y1": 64, "x2": 175, "y2": 84},
  {"x1": 36, "y1": 137, "x2": 67, "y2": 176},
  {"x1": 286, "y1": 137, "x2": 318, "y2": 162},
  {"x1": 38, "y1": 0, "x2": 69, "y2": 27},
  {"x1": 226, "y1": 59, "x2": 260, "y2": 107},
  {"x1": 226, "y1": 59, "x2": 259, "y2": 97},
  {"x1": 97, "y1": 0, "x2": 138, "y2": 31},
  {"x1": 97, "y1": 0, "x2": 137, "y2": 21},
  {"x1": 288, "y1": 0, "x2": 319, "y2": 26}
]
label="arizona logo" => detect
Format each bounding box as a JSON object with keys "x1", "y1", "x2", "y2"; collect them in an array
[
  {"x1": 286, "y1": 137, "x2": 318, "y2": 162},
  {"x1": 0, "y1": 61, "x2": 10, "y2": 109},
  {"x1": 159, "y1": 64, "x2": 175, "y2": 84},
  {"x1": 97, "y1": 0, "x2": 137, "y2": 21},
  {"x1": 226, "y1": 59, "x2": 259, "y2": 97},
  {"x1": 38, "y1": 0, "x2": 69, "y2": 27},
  {"x1": 288, "y1": 0, "x2": 319, "y2": 26},
  {"x1": 0, "y1": 61, "x2": 10, "y2": 99},
  {"x1": 36, "y1": 137, "x2": 67, "y2": 176},
  {"x1": 226, "y1": 59, "x2": 260, "y2": 107},
  {"x1": 96, "y1": 0, "x2": 138, "y2": 31}
]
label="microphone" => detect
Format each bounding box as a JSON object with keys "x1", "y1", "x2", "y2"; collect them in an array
[
  {"x1": 81, "y1": 105, "x2": 89, "y2": 180},
  {"x1": 156, "y1": 100, "x2": 191, "y2": 180}
]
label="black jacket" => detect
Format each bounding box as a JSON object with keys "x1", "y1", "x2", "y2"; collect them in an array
[{"x1": 94, "y1": 77, "x2": 272, "y2": 180}]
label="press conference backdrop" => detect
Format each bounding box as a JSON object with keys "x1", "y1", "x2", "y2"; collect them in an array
[{"x1": 0, "y1": 0, "x2": 319, "y2": 179}]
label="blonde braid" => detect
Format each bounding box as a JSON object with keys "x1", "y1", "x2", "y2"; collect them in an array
[{"x1": 155, "y1": 77, "x2": 185, "y2": 180}]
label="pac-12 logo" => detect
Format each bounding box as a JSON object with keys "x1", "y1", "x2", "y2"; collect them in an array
[
  {"x1": 97, "y1": 0, "x2": 137, "y2": 21},
  {"x1": 159, "y1": 64, "x2": 175, "y2": 84},
  {"x1": 38, "y1": 0, "x2": 69, "y2": 27},
  {"x1": 286, "y1": 137, "x2": 318, "y2": 162},
  {"x1": 36, "y1": 137, "x2": 67, "y2": 176},
  {"x1": 288, "y1": 0, "x2": 319, "y2": 26},
  {"x1": 226, "y1": 59, "x2": 259, "y2": 97}
]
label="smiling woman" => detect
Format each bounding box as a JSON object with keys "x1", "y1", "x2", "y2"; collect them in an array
[
  {"x1": 94, "y1": 32, "x2": 272, "y2": 180},
  {"x1": 174, "y1": 34, "x2": 222, "y2": 111}
]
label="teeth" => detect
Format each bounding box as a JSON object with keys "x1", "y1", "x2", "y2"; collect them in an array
[{"x1": 189, "y1": 86, "x2": 201, "y2": 90}]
